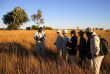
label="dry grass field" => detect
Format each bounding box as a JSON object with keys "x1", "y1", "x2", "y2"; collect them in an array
[{"x1": 0, "y1": 30, "x2": 110, "y2": 74}]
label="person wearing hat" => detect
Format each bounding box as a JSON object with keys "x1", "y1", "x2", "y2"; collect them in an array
[
  {"x1": 54, "y1": 29, "x2": 63, "y2": 57},
  {"x1": 62, "y1": 29, "x2": 69, "y2": 60},
  {"x1": 85, "y1": 28, "x2": 93, "y2": 68},
  {"x1": 67, "y1": 30, "x2": 78, "y2": 63},
  {"x1": 34, "y1": 27, "x2": 46, "y2": 58},
  {"x1": 77, "y1": 30, "x2": 86, "y2": 65},
  {"x1": 85, "y1": 27, "x2": 104, "y2": 74}
]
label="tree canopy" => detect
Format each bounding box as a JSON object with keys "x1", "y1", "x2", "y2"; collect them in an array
[
  {"x1": 2, "y1": 7, "x2": 29, "y2": 30},
  {"x1": 31, "y1": 10, "x2": 44, "y2": 27},
  {"x1": 2, "y1": 12, "x2": 14, "y2": 25}
]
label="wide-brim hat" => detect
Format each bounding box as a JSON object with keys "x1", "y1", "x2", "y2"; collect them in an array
[
  {"x1": 56, "y1": 29, "x2": 61, "y2": 33},
  {"x1": 63, "y1": 29, "x2": 68, "y2": 34},
  {"x1": 85, "y1": 27, "x2": 93, "y2": 33}
]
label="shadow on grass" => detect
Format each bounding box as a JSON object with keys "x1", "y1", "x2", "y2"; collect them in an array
[{"x1": 0, "y1": 42, "x2": 57, "y2": 61}]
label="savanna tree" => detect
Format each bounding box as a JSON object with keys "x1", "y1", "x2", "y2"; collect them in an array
[
  {"x1": 76, "y1": 26, "x2": 79, "y2": 30},
  {"x1": 2, "y1": 7, "x2": 29, "y2": 30},
  {"x1": 31, "y1": 10, "x2": 44, "y2": 27}
]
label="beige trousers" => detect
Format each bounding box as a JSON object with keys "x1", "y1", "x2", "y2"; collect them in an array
[{"x1": 92, "y1": 55, "x2": 104, "y2": 74}]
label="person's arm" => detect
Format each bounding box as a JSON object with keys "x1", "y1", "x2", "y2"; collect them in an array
[
  {"x1": 83, "y1": 38, "x2": 87, "y2": 51},
  {"x1": 33, "y1": 32, "x2": 38, "y2": 40},
  {"x1": 61, "y1": 37, "x2": 64, "y2": 49},
  {"x1": 41, "y1": 32, "x2": 46, "y2": 41},
  {"x1": 58, "y1": 36, "x2": 64, "y2": 49},
  {"x1": 66, "y1": 37, "x2": 69, "y2": 45},
  {"x1": 92, "y1": 36, "x2": 100, "y2": 57},
  {"x1": 75, "y1": 38, "x2": 77, "y2": 46},
  {"x1": 78, "y1": 38, "x2": 82, "y2": 51},
  {"x1": 54, "y1": 36, "x2": 58, "y2": 45},
  {"x1": 43, "y1": 33, "x2": 46, "y2": 40},
  {"x1": 66, "y1": 37, "x2": 71, "y2": 50},
  {"x1": 80, "y1": 38, "x2": 86, "y2": 51},
  {"x1": 75, "y1": 38, "x2": 78, "y2": 50}
]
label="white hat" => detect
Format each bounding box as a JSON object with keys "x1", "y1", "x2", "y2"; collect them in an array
[
  {"x1": 85, "y1": 27, "x2": 93, "y2": 32},
  {"x1": 56, "y1": 29, "x2": 61, "y2": 33},
  {"x1": 63, "y1": 29, "x2": 68, "y2": 34}
]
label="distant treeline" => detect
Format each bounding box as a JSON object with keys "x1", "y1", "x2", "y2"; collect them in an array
[
  {"x1": 26, "y1": 25, "x2": 53, "y2": 30},
  {"x1": 0, "y1": 25, "x2": 53, "y2": 30}
]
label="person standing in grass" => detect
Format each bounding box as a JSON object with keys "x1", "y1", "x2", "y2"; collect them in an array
[
  {"x1": 85, "y1": 27, "x2": 104, "y2": 74},
  {"x1": 67, "y1": 30, "x2": 78, "y2": 63},
  {"x1": 77, "y1": 30, "x2": 86, "y2": 65},
  {"x1": 54, "y1": 29, "x2": 63, "y2": 57},
  {"x1": 62, "y1": 29, "x2": 69, "y2": 60},
  {"x1": 85, "y1": 29, "x2": 93, "y2": 68},
  {"x1": 34, "y1": 27, "x2": 46, "y2": 58}
]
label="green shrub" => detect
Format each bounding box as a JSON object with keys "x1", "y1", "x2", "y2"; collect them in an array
[
  {"x1": 7, "y1": 23, "x2": 18, "y2": 30},
  {"x1": 46, "y1": 26, "x2": 53, "y2": 30},
  {"x1": 32, "y1": 25, "x2": 39, "y2": 30},
  {"x1": 43, "y1": 26, "x2": 53, "y2": 30},
  {"x1": 26, "y1": 27, "x2": 31, "y2": 30}
]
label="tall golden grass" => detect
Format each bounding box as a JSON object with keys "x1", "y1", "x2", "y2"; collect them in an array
[{"x1": 0, "y1": 30, "x2": 110, "y2": 74}]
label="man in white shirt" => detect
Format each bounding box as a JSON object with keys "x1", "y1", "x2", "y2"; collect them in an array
[
  {"x1": 34, "y1": 27, "x2": 46, "y2": 57},
  {"x1": 85, "y1": 27, "x2": 104, "y2": 74}
]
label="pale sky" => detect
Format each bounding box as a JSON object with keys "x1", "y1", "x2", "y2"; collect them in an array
[{"x1": 0, "y1": 0, "x2": 110, "y2": 29}]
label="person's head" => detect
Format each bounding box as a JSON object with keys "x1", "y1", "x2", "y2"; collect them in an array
[
  {"x1": 39, "y1": 27, "x2": 43, "y2": 32},
  {"x1": 63, "y1": 29, "x2": 68, "y2": 36},
  {"x1": 70, "y1": 30, "x2": 76, "y2": 36},
  {"x1": 56, "y1": 29, "x2": 61, "y2": 35},
  {"x1": 78, "y1": 30, "x2": 84, "y2": 37},
  {"x1": 85, "y1": 27, "x2": 93, "y2": 37}
]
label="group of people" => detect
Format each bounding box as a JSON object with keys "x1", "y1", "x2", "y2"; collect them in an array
[
  {"x1": 34, "y1": 27, "x2": 104, "y2": 74},
  {"x1": 55, "y1": 29, "x2": 89, "y2": 64}
]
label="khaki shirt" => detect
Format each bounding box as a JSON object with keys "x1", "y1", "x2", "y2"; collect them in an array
[{"x1": 90, "y1": 32, "x2": 100, "y2": 56}]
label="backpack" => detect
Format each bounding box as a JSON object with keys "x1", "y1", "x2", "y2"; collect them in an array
[
  {"x1": 100, "y1": 38, "x2": 110, "y2": 55},
  {"x1": 91, "y1": 35, "x2": 110, "y2": 55}
]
